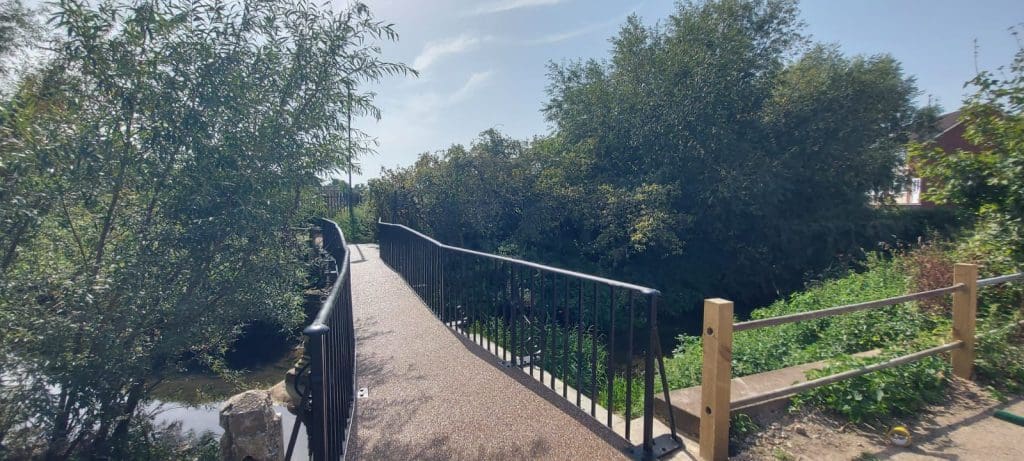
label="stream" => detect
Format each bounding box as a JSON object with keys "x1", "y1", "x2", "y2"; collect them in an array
[
  {"x1": 149, "y1": 398, "x2": 305, "y2": 456},
  {"x1": 149, "y1": 320, "x2": 311, "y2": 457}
]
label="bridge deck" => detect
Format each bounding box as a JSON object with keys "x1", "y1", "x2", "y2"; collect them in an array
[{"x1": 348, "y1": 244, "x2": 632, "y2": 460}]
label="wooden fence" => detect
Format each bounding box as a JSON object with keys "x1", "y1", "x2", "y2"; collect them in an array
[{"x1": 698, "y1": 264, "x2": 1024, "y2": 460}]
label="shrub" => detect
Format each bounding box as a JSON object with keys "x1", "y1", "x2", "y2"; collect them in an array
[
  {"x1": 332, "y1": 202, "x2": 377, "y2": 244},
  {"x1": 792, "y1": 345, "x2": 950, "y2": 423},
  {"x1": 976, "y1": 317, "x2": 1024, "y2": 393},
  {"x1": 665, "y1": 254, "x2": 911, "y2": 388},
  {"x1": 903, "y1": 240, "x2": 956, "y2": 314}
]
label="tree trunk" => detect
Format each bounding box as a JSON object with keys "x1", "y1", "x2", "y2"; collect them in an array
[
  {"x1": 1, "y1": 219, "x2": 30, "y2": 272},
  {"x1": 91, "y1": 380, "x2": 144, "y2": 461},
  {"x1": 44, "y1": 388, "x2": 72, "y2": 461}
]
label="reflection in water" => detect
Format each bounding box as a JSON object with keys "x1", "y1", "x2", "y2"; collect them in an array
[{"x1": 150, "y1": 399, "x2": 307, "y2": 457}]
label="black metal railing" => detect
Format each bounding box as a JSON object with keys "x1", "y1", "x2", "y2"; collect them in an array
[
  {"x1": 289, "y1": 218, "x2": 356, "y2": 461},
  {"x1": 378, "y1": 220, "x2": 682, "y2": 459}
]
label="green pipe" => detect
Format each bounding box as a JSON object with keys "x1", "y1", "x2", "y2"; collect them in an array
[{"x1": 994, "y1": 410, "x2": 1024, "y2": 427}]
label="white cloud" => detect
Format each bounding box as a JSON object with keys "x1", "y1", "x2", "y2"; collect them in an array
[
  {"x1": 354, "y1": 71, "x2": 496, "y2": 180},
  {"x1": 412, "y1": 34, "x2": 486, "y2": 71},
  {"x1": 398, "y1": 70, "x2": 494, "y2": 120},
  {"x1": 469, "y1": 0, "x2": 567, "y2": 16},
  {"x1": 450, "y1": 71, "x2": 494, "y2": 103},
  {"x1": 522, "y1": 4, "x2": 642, "y2": 46},
  {"x1": 525, "y1": 22, "x2": 607, "y2": 45}
]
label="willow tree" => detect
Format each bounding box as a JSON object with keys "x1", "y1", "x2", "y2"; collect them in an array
[{"x1": 0, "y1": 0, "x2": 411, "y2": 457}]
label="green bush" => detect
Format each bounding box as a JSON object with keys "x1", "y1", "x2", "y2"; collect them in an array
[
  {"x1": 666, "y1": 254, "x2": 912, "y2": 389},
  {"x1": 663, "y1": 227, "x2": 1024, "y2": 425},
  {"x1": 792, "y1": 347, "x2": 950, "y2": 423},
  {"x1": 976, "y1": 318, "x2": 1024, "y2": 393},
  {"x1": 332, "y1": 202, "x2": 376, "y2": 244}
]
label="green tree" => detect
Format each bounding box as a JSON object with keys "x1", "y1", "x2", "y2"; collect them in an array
[
  {"x1": 370, "y1": 0, "x2": 934, "y2": 332},
  {"x1": 543, "y1": 0, "x2": 920, "y2": 317},
  {"x1": 0, "y1": 0, "x2": 40, "y2": 78},
  {"x1": 911, "y1": 44, "x2": 1024, "y2": 261},
  {"x1": 0, "y1": 0, "x2": 410, "y2": 458}
]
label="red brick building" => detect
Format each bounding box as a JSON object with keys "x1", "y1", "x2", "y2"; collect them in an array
[{"x1": 896, "y1": 110, "x2": 979, "y2": 206}]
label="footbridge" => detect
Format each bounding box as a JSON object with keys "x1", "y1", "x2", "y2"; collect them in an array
[{"x1": 287, "y1": 219, "x2": 689, "y2": 461}]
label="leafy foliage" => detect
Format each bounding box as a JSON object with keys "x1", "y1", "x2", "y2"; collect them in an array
[
  {"x1": 666, "y1": 231, "x2": 1022, "y2": 423},
  {"x1": 910, "y1": 42, "x2": 1024, "y2": 262},
  {"x1": 369, "y1": 1, "x2": 954, "y2": 336},
  {"x1": 665, "y1": 254, "x2": 916, "y2": 389},
  {"x1": 540, "y1": 0, "x2": 924, "y2": 315},
  {"x1": 793, "y1": 347, "x2": 950, "y2": 423},
  {"x1": 0, "y1": 0, "x2": 410, "y2": 457}
]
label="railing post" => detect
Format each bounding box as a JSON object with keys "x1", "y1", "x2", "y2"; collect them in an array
[
  {"x1": 303, "y1": 325, "x2": 329, "y2": 461},
  {"x1": 642, "y1": 294, "x2": 658, "y2": 459},
  {"x1": 700, "y1": 298, "x2": 733, "y2": 461},
  {"x1": 952, "y1": 263, "x2": 979, "y2": 379}
]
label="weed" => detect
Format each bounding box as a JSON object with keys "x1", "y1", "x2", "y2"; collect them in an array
[{"x1": 772, "y1": 447, "x2": 795, "y2": 460}]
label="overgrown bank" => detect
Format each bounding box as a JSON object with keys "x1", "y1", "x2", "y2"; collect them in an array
[{"x1": 663, "y1": 228, "x2": 1023, "y2": 425}]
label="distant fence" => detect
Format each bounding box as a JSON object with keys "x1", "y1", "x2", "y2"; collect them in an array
[
  {"x1": 378, "y1": 220, "x2": 683, "y2": 459},
  {"x1": 698, "y1": 264, "x2": 1024, "y2": 461},
  {"x1": 321, "y1": 186, "x2": 345, "y2": 213},
  {"x1": 287, "y1": 218, "x2": 356, "y2": 461}
]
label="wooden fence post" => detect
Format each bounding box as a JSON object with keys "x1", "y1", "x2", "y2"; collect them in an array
[
  {"x1": 700, "y1": 298, "x2": 733, "y2": 461},
  {"x1": 952, "y1": 263, "x2": 979, "y2": 379}
]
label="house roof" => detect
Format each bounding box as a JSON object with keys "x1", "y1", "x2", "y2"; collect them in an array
[{"x1": 934, "y1": 110, "x2": 962, "y2": 137}]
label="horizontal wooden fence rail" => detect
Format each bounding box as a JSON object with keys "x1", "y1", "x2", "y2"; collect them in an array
[
  {"x1": 731, "y1": 285, "x2": 964, "y2": 332},
  {"x1": 698, "y1": 263, "x2": 1023, "y2": 461},
  {"x1": 729, "y1": 341, "x2": 964, "y2": 409}
]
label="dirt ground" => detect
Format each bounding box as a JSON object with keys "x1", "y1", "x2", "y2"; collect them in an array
[{"x1": 733, "y1": 378, "x2": 1024, "y2": 460}]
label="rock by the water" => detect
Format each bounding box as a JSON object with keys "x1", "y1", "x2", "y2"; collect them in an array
[{"x1": 219, "y1": 390, "x2": 283, "y2": 461}]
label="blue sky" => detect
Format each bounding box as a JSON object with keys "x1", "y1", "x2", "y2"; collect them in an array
[{"x1": 350, "y1": 0, "x2": 1024, "y2": 184}]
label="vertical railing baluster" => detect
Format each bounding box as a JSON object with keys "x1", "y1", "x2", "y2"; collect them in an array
[
  {"x1": 562, "y1": 276, "x2": 569, "y2": 398},
  {"x1": 576, "y1": 280, "x2": 584, "y2": 408},
  {"x1": 607, "y1": 286, "x2": 616, "y2": 428},
  {"x1": 626, "y1": 291, "x2": 635, "y2": 441},
  {"x1": 540, "y1": 271, "x2": 548, "y2": 384},
  {"x1": 528, "y1": 270, "x2": 536, "y2": 377},
  {"x1": 499, "y1": 262, "x2": 507, "y2": 360},
  {"x1": 440, "y1": 248, "x2": 447, "y2": 323},
  {"x1": 549, "y1": 273, "x2": 557, "y2": 390},
  {"x1": 642, "y1": 294, "x2": 659, "y2": 459},
  {"x1": 458, "y1": 252, "x2": 466, "y2": 334},
  {"x1": 590, "y1": 283, "x2": 598, "y2": 418},
  {"x1": 512, "y1": 265, "x2": 520, "y2": 366}
]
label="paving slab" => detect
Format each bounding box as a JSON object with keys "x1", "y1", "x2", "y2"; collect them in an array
[{"x1": 347, "y1": 244, "x2": 633, "y2": 461}]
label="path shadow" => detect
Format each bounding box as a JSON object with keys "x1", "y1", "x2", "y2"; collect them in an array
[
  {"x1": 446, "y1": 326, "x2": 634, "y2": 457},
  {"x1": 860, "y1": 389, "x2": 1024, "y2": 460},
  {"x1": 353, "y1": 318, "x2": 426, "y2": 390},
  {"x1": 353, "y1": 430, "x2": 556, "y2": 461},
  {"x1": 350, "y1": 244, "x2": 367, "y2": 264}
]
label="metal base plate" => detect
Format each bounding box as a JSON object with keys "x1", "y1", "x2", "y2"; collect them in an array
[{"x1": 629, "y1": 434, "x2": 684, "y2": 460}]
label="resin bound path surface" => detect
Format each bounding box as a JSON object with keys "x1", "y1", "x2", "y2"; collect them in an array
[{"x1": 346, "y1": 244, "x2": 632, "y2": 461}]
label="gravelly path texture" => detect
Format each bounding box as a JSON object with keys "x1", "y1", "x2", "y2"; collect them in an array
[{"x1": 347, "y1": 244, "x2": 631, "y2": 461}]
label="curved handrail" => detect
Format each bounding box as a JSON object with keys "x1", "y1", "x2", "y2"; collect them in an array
[
  {"x1": 376, "y1": 218, "x2": 681, "y2": 457},
  {"x1": 377, "y1": 219, "x2": 661, "y2": 296},
  {"x1": 291, "y1": 217, "x2": 356, "y2": 460},
  {"x1": 306, "y1": 217, "x2": 350, "y2": 332}
]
